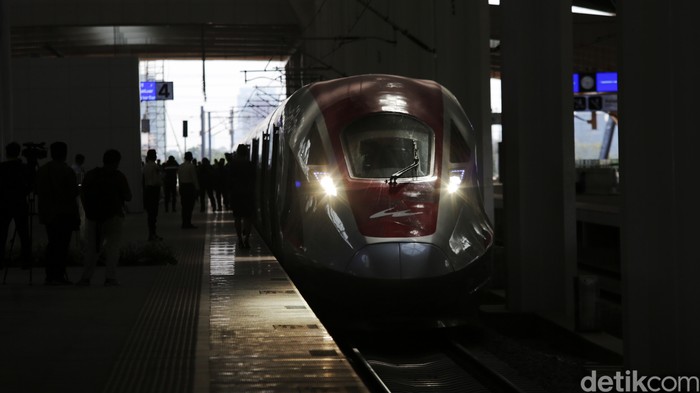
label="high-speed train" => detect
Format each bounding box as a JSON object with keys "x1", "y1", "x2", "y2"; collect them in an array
[{"x1": 241, "y1": 74, "x2": 493, "y2": 325}]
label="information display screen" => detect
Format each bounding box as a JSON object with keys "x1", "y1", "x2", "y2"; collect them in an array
[
  {"x1": 140, "y1": 81, "x2": 157, "y2": 101},
  {"x1": 596, "y1": 72, "x2": 618, "y2": 92}
]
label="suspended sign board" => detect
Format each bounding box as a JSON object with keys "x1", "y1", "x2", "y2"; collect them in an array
[
  {"x1": 573, "y1": 72, "x2": 618, "y2": 93},
  {"x1": 140, "y1": 82, "x2": 174, "y2": 101}
]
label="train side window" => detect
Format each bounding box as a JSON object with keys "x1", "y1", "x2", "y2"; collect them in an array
[
  {"x1": 450, "y1": 121, "x2": 472, "y2": 163},
  {"x1": 307, "y1": 123, "x2": 328, "y2": 166}
]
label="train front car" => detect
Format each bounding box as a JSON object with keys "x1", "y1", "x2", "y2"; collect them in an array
[{"x1": 262, "y1": 74, "x2": 493, "y2": 327}]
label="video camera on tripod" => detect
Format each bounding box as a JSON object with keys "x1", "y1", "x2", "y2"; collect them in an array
[
  {"x1": 2, "y1": 142, "x2": 46, "y2": 284},
  {"x1": 21, "y1": 142, "x2": 48, "y2": 169}
]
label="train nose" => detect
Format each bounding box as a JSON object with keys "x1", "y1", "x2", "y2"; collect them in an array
[{"x1": 346, "y1": 243, "x2": 453, "y2": 279}]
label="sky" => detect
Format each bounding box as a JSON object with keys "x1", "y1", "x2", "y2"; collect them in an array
[{"x1": 140, "y1": 59, "x2": 286, "y2": 158}]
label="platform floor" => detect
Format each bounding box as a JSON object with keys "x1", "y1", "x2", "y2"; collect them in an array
[{"x1": 0, "y1": 209, "x2": 368, "y2": 393}]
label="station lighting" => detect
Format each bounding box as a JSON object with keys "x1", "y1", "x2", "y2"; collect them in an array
[{"x1": 487, "y1": 1, "x2": 616, "y2": 17}]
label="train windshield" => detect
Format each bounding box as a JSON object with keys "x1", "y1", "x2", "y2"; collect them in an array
[{"x1": 342, "y1": 114, "x2": 434, "y2": 179}]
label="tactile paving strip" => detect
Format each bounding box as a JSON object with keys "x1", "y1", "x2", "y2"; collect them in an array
[
  {"x1": 103, "y1": 228, "x2": 204, "y2": 393},
  {"x1": 206, "y1": 215, "x2": 368, "y2": 392}
]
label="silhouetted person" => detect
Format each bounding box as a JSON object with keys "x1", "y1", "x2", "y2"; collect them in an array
[
  {"x1": 178, "y1": 151, "x2": 199, "y2": 229},
  {"x1": 230, "y1": 144, "x2": 255, "y2": 249},
  {"x1": 197, "y1": 157, "x2": 217, "y2": 212},
  {"x1": 0, "y1": 142, "x2": 32, "y2": 269},
  {"x1": 143, "y1": 149, "x2": 162, "y2": 241},
  {"x1": 214, "y1": 158, "x2": 226, "y2": 212},
  {"x1": 36, "y1": 141, "x2": 80, "y2": 285},
  {"x1": 162, "y1": 155, "x2": 179, "y2": 212},
  {"x1": 77, "y1": 149, "x2": 132, "y2": 287},
  {"x1": 223, "y1": 152, "x2": 234, "y2": 211}
]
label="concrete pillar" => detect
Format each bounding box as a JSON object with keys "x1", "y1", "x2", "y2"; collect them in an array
[
  {"x1": 433, "y1": 0, "x2": 494, "y2": 223},
  {"x1": 500, "y1": 1, "x2": 577, "y2": 317},
  {"x1": 619, "y1": 1, "x2": 700, "y2": 374},
  {"x1": 0, "y1": 0, "x2": 11, "y2": 150}
]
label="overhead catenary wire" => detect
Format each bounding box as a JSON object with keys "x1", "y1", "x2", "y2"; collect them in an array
[{"x1": 354, "y1": 0, "x2": 436, "y2": 54}]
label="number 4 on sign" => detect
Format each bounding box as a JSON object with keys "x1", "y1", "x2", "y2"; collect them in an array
[{"x1": 156, "y1": 82, "x2": 174, "y2": 100}]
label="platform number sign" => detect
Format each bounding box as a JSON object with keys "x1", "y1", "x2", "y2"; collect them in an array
[
  {"x1": 140, "y1": 81, "x2": 174, "y2": 101},
  {"x1": 157, "y1": 82, "x2": 173, "y2": 100}
]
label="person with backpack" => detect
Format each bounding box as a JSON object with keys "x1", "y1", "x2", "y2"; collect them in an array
[{"x1": 76, "y1": 149, "x2": 132, "y2": 287}]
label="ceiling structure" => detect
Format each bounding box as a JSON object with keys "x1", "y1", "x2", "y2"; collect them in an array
[
  {"x1": 489, "y1": 2, "x2": 618, "y2": 74},
  {"x1": 8, "y1": 1, "x2": 618, "y2": 73},
  {"x1": 10, "y1": 24, "x2": 300, "y2": 60}
]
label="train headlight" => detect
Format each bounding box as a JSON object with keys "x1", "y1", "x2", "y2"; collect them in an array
[
  {"x1": 447, "y1": 169, "x2": 465, "y2": 194},
  {"x1": 447, "y1": 176, "x2": 462, "y2": 194},
  {"x1": 313, "y1": 171, "x2": 338, "y2": 196},
  {"x1": 319, "y1": 175, "x2": 338, "y2": 196}
]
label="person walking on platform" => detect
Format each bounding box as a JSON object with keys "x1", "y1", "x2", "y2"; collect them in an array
[
  {"x1": 197, "y1": 157, "x2": 217, "y2": 212},
  {"x1": 223, "y1": 152, "x2": 234, "y2": 211},
  {"x1": 214, "y1": 158, "x2": 227, "y2": 212},
  {"x1": 162, "y1": 155, "x2": 179, "y2": 212},
  {"x1": 178, "y1": 151, "x2": 199, "y2": 229},
  {"x1": 35, "y1": 141, "x2": 80, "y2": 285},
  {"x1": 230, "y1": 144, "x2": 255, "y2": 249},
  {"x1": 0, "y1": 142, "x2": 32, "y2": 270},
  {"x1": 77, "y1": 149, "x2": 132, "y2": 287},
  {"x1": 142, "y1": 149, "x2": 162, "y2": 241}
]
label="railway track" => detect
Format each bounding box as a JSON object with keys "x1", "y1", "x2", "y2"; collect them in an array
[{"x1": 341, "y1": 331, "x2": 548, "y2": 393}]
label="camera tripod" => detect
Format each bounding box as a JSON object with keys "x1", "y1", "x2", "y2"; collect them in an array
[{"x1": 2, "y1": 194, "x2": 35, "y2": 285}]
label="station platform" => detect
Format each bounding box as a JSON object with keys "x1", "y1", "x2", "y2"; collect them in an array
[{"x1": 0, "y1": 209, "x2": 368, "y2": 393}]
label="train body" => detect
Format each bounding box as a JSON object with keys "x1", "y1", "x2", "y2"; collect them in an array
[{"x1": 242, "y1": 74, "x2": 493, "y2": 325}]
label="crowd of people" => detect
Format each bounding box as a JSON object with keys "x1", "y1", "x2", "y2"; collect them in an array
[
  {"x1": 141, "y1": 145, "x2": 255, "y2": 245},
  {"x1": 0, "y1": 141, "x2": 256, "y2": 287}
]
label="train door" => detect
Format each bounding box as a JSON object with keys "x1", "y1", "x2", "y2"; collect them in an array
[
  {"x1": 251, "y1": 137, "x2": 262, "y2": 231},
  {"x1": 259, "y1": 131, "x2": 272, "y2": 242}
]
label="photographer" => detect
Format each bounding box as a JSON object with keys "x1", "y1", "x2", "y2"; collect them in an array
[{"x1": 0, "y1": 142, "x2": 32, "y2": 269}]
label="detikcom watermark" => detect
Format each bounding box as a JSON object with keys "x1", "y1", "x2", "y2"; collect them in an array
[{"x1": 581, "y1": 370, "x2": 699, "y2": 392}]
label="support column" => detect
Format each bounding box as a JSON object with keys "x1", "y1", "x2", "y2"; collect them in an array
[
  {"x1": 619, "y1": 1, "x2": 700, "y2": 374},
  {"x1": 200, "y1": 105, "x2": 205, "y2": 159},
  {"x1": 434, "y1": 0, "x2": 494, "y2": 222},
  {"x1": 0, "y1": 0, "x2": 12, "y2": 149},
  {"x1": 500, "y1": 1, "x2": 577, "y2": 317}
]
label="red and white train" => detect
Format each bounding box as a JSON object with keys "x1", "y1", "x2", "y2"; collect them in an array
[{"x1": 242, "y1": 74, "x2": 493, "y2": 325}]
